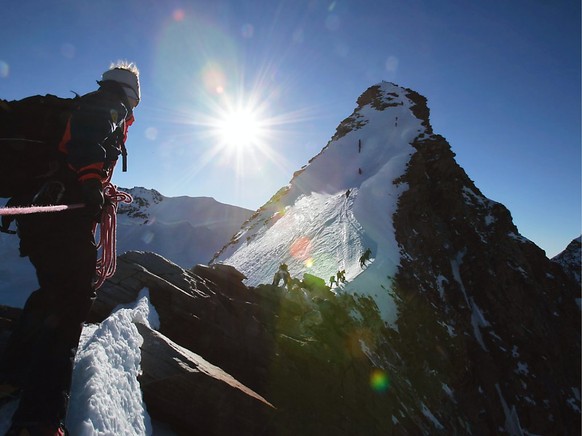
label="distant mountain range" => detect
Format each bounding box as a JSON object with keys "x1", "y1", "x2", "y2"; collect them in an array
[{"x1": 116, "y1": 187, "x2": 252, "y2": 268}]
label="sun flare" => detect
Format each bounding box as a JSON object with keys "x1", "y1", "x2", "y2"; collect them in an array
[
  {"x1": 217, "y1": 109, "x2": 264, "y2": 149},
  {"x1": 184, "y1": 85, "x2": 311, "y2": 181}
]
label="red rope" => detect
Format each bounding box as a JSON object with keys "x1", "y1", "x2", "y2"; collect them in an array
[{"x1": 93, "y1": 183, "x2": 133, "y2": 289}]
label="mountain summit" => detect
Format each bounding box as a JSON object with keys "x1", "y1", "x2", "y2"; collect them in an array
[
  {"x1": 212, "y1": 81, "x2": 580, "y2": 433},
  {"x1": 214, "y1": 82, "x2": 427, "y2": 322}
]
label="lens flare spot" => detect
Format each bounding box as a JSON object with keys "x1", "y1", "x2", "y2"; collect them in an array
[
  {"x1": 241, "y1": 23, "x2": 254, "y2": 38},
  {"x1": 290, "y1": 236, "x2": 312, "y2": 260},
  {"x1": 385, "y1": 56, "x2": 399, "y2": 73},
  {"x1": 325, "y1": 14, "x2": 341, "y2": 31},
  {"x1": 60, "y1": 43, "x2": 76, "y2": 59},
  {"x1": 370, "y1": 369, "x2": 390, "y2": 393},
  {"x1": 142, "y1": 231, "x2": 155, "y2": 244},
  {"x1": 145, "y1": 127, "x2": 158, "y2": 141},
  {"x1": 201, "y1": 62, "x2": 227, "y2": 95},
  {"x1": 0, "y1": 61, "x2": 9, "y2": 79},
  {"x1": 173, "y1": 9, "x2": 185, "y2": 21}
]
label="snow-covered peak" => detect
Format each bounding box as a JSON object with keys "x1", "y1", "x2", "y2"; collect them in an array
[
  {"x1": 214, "y1": 82, "x2": 432, "y2": 324},
  {"x1": 273, "y1": 82, "x2": 426, "y2": 208},
  {"x1": 115, "y1": 187, "x2": 252, "y2": 268},
  {"x1": 118, "y1": 186, "x2": 233, "y2": 226}
]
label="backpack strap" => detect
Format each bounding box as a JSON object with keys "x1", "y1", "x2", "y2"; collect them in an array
[{"x1": 121, "y1": 141, "x2": 128, "y2": 172}]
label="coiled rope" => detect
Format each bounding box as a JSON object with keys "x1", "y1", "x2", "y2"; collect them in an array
[{"x1": 94, "y1": 183, "x2": 133, "y2": 289}]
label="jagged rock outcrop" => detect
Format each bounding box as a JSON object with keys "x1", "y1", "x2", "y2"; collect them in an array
[
  {"x1": 88, "y1": 237, "x2": 579, "y2": 435},
  {"x1": 1, "y1": 235, "x2": 578, "y2": 434},
  {"x1": 552, "y1": 236, "x2": 581, "y2": 286},
  {"x1": 0, "y1": 252, "x2": 279, "y2": 435},
  {"x1": 89, "y1": 252, "x2": 276, "y2": 398},
  {"x1": 137, "y1": 323, "x2": 273, "y2": 435}
]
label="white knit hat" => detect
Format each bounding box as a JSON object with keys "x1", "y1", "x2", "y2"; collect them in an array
[{"x1": 101, "y1": 68, "x2": 140, "y2": 102}]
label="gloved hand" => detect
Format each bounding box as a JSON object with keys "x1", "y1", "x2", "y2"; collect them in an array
[{"x1": 81, "y1": 178, "x2": 104, "y2": 221}]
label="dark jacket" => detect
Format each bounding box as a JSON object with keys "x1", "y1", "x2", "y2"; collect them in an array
[{"x1": 58, "y1": 83, "x2": 133, "y2": 184}]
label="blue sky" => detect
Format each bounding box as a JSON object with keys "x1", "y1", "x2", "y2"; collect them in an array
[{"x1": 1, "y1": 0, "x2": 580, "y2": 257}]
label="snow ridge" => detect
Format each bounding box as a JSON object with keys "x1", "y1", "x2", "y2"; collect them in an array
[{"x1": 66, "y1": 289, "x2": 159, "y2": 435}]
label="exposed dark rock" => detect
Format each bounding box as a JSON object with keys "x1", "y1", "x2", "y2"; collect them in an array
[
  {"x1": 552, "y1": 236, "x2": 581, "y2": 285},
  {"x1": 404, "y1": 87, "x2": 432, "y2": 134},
  {"x1": 391, "y1": 132, "x2": 581, "y2": 434},
  {"x1": 137, "y1": 323, "x2": 274, "y2": 436},
  {"x1": 90, "y1": 251, "x2": 276, "y2": 399},
  {"x1": 88, "y1": 253, "x2": 414, "y2": 434}
]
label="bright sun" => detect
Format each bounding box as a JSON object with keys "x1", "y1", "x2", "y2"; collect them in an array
[
  {"x1": 192, "y1": 91, "x2": 291, "y2": 178},
  {"x1": 216, "y1": 109, "x2": 264, "y2": 149}
]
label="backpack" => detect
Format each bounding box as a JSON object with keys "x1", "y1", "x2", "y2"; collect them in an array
[{"x1": 0, "y1": 94, "x2": 79, "y2": 198}]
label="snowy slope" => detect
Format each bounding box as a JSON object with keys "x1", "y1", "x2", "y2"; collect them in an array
[{"x1": 215, "y1": 82, "x2": 424, "y2": 324}]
